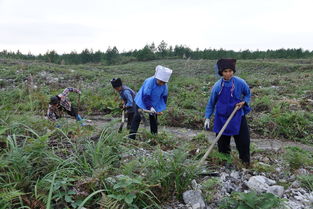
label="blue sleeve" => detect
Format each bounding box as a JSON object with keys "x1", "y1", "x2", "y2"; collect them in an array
[
  {"x1": 241, "y1": 80, "x2": 251, "y2": 105},
  {"x1": 162, "y1": 85, "x2": 168, "y2": 104},
  {"x1": 142, "y1": 80, "x2": 153, "y2": 109},
  {"x1": 163, "y1": 96, "x2": 168, "y2": 104},
  {"x1": 124, "y1": 90, "x2": 134, "y2": 107},
  {"x1": 205, "y1": 84, "x2": 219, "y2": 119}
]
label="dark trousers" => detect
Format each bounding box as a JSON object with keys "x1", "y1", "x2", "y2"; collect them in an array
[
  {"x1": 129, "y1": 105, "x2": 158, "y2": 139},
  {"x1": 56, "y1": 106, "x2": 78, "y2": 119},
  {"x1": 65, "y1": 106, "x2": 78, "y2": 118},
  {"x1": 127, "y1": 112, "x2": 134, "y2": 130},
  {"x1": 217, "y1": 116, "x2": 250, "y2": 163}
]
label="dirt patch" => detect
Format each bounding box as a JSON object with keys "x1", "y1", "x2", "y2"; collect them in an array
[{"x1": 86, "y1": 115, "x2": 313, "y2": 152}]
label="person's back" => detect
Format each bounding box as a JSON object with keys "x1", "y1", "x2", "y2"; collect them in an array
[
  {"x1": 129, "y1": 65, "x2": 172, "y2": 140},
  {"x1": 47, "y1": 87, "x2": 83, "y2": 123}
]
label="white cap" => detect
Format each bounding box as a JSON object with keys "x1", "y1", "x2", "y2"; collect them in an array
[{"x1": 154, "y1": 65, "x2": 173, "y2": 82}]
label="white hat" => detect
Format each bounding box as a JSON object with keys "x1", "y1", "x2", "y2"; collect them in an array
[{"x1": 154, "y1": 65, "x2": 173, "y2": 82}]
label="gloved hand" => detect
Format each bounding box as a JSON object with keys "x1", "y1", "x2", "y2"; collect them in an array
[
  {"x1": 150, "y1": 107, "x2": 156, "y2": 114},
  {"x1": 204, "y1": 119, "x2": 210, "y2": 130}
]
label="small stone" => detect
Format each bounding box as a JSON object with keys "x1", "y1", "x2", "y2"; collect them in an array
[
  {"x1": 230, "y1": 171, "x2": 240, "y2": 179},
  {"x1": 294, "y1": 168, "x2": 309, "y2": 176},
  {"x1": 262, "y1": 157, "x2": 270, "y2": 163},
  {"x1": 267, "y1": 185, "x2": 284, "y2": 197},
  {"x1": 183, "y1": 190, "x2": 206, "y2": 209},
  {"x1": 275, "y1": 167, "x2": 282, "y2": 172}
]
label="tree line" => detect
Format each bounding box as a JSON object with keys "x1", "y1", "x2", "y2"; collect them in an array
[{"x1": 1, "y1": 41, "x2": 313, "y2": 65}]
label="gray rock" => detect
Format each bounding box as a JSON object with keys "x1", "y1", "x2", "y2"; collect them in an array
[
  {"x1": 246, "y1": 176, "x2": 276, "y2": 192},
  {"x1": 262, "y1": 157, "x2": 270, "y2": 163},
  {"x1": 275, "y1": 167, "x2": 282, "y2": 172},
  {"x1": 230, "y1": 171, "x2": 240, "y2": 179},
  {"x1": 191, "y1": 179, "x2": 202, "y2": 191},
  {"x1": 267, "y1": 185, "x2": 284, "y2": 197},
  {"x1": 284, "y1": 200, "x2": 304, "y2": 209},
  {"x1": 183, "y1": 190, "x2": 206, "y2": 209}
]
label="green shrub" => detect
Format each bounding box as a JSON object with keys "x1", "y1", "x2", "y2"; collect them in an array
[
  {"x1": 283, "y1": 146, "x2": 313, "y2": 170},
  {"x1": 201, "y1": 178, "x2": 219, "y2": 202},
  {"x1": 219, "y1": 191, "x2": 284, "y2": 209},
  {"x1": 298, "y1": 174, "x2": 313, "y2": 192},
  {"x1": 253, "y1": 96, "x2": 272, "y2": 112},
  {"x1": 143, "y1": 148, "x2": 199, "y2": 200}
]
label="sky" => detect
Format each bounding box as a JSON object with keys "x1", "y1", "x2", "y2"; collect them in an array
[{"x1": 0, "y1": 0, "x2": 313, "y2": 55}]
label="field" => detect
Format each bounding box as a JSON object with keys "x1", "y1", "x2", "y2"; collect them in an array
[{"x1": 0, "y1": 58, "x2": 313, "y2": 208}]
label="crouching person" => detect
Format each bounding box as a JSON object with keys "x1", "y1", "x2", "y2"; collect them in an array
[
  {"x1": 205, "y1": 59, "x2": 251, "y2": 166},
  {"x1": 47, "y1": 87, "x2": 84, "y2": 125},
  {"x1": 129, "y1": 65, "x2": 172, "y2": 139},
  {"x1": 111, "y1": 78, "x2": 136, "y2": 129}
]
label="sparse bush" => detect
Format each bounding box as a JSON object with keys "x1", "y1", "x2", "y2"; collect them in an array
[
  {"x1": 298, "y1": 174, "x2": 313, "y2": 192},
  {"x1": 201, "y1": 178, "x2": 219, "y2": 202},
  {"x1": 283, "y1": 146, "x2": 313, "y2": 170},
  {"x1": 219, "y1": 191, "x2": 284, "y2": 209}
]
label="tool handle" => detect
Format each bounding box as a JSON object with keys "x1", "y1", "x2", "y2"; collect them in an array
[
  {"x1": 138, "y1": 108, "x2": 154, "y2": 114},
  {"x1": 121, "y1": 110, "x2": 125, "y2": 123},
  {"x1": 198, "y1": 105, "x2": 240, "y2": 166}
]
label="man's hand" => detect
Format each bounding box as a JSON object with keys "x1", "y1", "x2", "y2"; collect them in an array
[
  {"x1": 236, "y1": 101, "x2": 245, "y2": 109},
  {"x1": 58, "y1": 95, "x2": 65, "y2": 100},
  {"x1": 204, "y1": 118, "x2": 210, "y2": 130},
  {"x1": 150, "y1": 107, "x2": 156, "y2": 114}
]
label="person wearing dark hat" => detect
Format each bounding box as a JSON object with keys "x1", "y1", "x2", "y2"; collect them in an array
[
  {"x1": 111, "y1": 78, "x2": 136, "y2": 129},
  {"x1": 204, "y1": 59, "x2": 251, "y2": 166},
  {"x1": 47, "y1": 87, "x2": 84, "y2": 124},
  {"x1": 129, "y1": 65, "x2": 172, "y2": 140}
]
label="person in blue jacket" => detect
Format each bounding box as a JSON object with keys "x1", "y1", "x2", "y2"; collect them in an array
[
  {"x1": 111, "y1": 78, "x2": 136, "y2": 129},
  {"x1": 204, "y1": 59, "x2": 251, "y2": 166},
  {"x1": 129, "y1": 65, "x2": 173, "y2": 140}
]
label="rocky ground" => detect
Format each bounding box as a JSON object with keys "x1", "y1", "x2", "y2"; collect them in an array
[{"x1": 74, "y1": 115, "x2": 313, "y2": 209}]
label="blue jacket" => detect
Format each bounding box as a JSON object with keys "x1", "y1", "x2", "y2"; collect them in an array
[
  {"x1": 119, "y1": 85, "x2": 136, "y2": 107},
  {"x1": 205, "y1": 76, "x2": 251, "y2": 118},
  {"x1": 135, "y1": 77, "x2": 168, "y2": 112}
]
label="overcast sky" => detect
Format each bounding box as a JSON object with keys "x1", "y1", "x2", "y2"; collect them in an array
[{"x1": 1, "y1": 0, "x2": 313, "y2": 55}]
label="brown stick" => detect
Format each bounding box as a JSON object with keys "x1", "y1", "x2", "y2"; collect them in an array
[{"x1": 198, "y1": 106, "x2": 240, "y2": 167}]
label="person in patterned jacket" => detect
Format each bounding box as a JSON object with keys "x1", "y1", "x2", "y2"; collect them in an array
[{"x1": 47, "y1": 87, "x2": 83, "y2": 122}]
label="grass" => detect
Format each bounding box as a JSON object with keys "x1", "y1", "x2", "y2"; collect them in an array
[{"x1": 0, "y1": 58, "x2": 313, "y2": 207}]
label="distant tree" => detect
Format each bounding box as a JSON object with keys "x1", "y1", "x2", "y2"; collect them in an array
[
  {"x1": 135, "y1": 45, "x2": 156, "y2": 61},
  {"x1": 93, "y1": 50, "x2": 103, "y2": 63},
  {"x1": 149, "y1": 42, "x2": 157, "y2": 53},
  {"x1": 157, "y1": 40, "x2": 169, "y2": 58},
  {"x1": 44, "y1": 50, "x2": 59, "y2": 63},
  {"x1": 80, "y1": 49, "x2": 93, "y2": 64},
  {"x1": 174, "y1": 45, "x2": 192, "y2": 58},
  {"x1": 106, "y1": 46, "x2": 119, "y2": 65},
  {"x1": 66, "y1": 51, "x2": 80, "y2": 64}
]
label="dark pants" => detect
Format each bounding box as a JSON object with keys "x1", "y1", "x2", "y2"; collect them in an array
[
  {"x1": 217, "y1": 116, "x2": 250, "y2": 163},
  {"x1": 129, "y1": 105, "x2": 158, "y2": 139},
  {"x1": 56, "y1": 106, "x2": 78, "y2": 119},
  {"x1": 127, "y1": 112, "x2": 134, "y2": 130}
]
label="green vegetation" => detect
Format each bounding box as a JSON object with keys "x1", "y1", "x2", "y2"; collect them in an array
[
  {"x1": 0, "y1": 58, "x2": 313, "y2": 207},
  {"x1": 219, "y1": 192, "x2": 284, "y2": 209},
  {"x1": 1, "y1": 42, "x2": 313, "y2": 65},
  {"x1": 201, "y1": 178, "x2": 219, "y2": 202},
  {"x1": 283, "y1": 146, "x2": 313, "y2": 170},
  {"x1": 298, "y1": 174, "x2": 313, "y2": 192}
]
